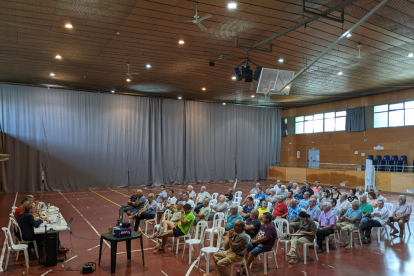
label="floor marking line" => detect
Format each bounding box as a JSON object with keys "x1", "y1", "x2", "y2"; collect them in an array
[
  {"x1": 64, "y1": 255, "x2": 78, "y2": 263},
  {"x1": 88, "y1": 189, "x2": 121, "y2": 207},
  {"x1": 58, "y1": 190, "x2": 110, "y2": 248},
  {"x1": 108, "y1": 188, "x2": 130, "y2": 197},
  {"x1": 87, "y1": 245, "x2": 100, "y2": 251},
  {"x1": 116, "y1": 247, "x2": 155, "y2": 254},
  {"x1": 161, "y1": 270, "x2": 168, "y2": 276},
  {"x1": 0, "y1": 192, "x2": 17, "y2": 273},
  {"x1": 41, "y1": 269, "x2": 53, "y2": 276}
]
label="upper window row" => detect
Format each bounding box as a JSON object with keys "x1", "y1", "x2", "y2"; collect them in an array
[
  {"x1": 374, "y1": 101, "x2": 414, "y2": 128},
  {"x1": 295, "y1": 111, "x2": 346, "y2": 134}
]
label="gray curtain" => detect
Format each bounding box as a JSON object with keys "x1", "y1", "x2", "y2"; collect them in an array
[
  {"x1": 0, "y1": 84, "x2": 281, "y2": 192},
  {"x1": 345, "y1": 106, "x2": 365, "y2": 132}
]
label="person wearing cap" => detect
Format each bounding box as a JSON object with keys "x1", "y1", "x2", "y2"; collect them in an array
[{"x1": 286, "y1": 211, "x2": 317, "y2": 264}]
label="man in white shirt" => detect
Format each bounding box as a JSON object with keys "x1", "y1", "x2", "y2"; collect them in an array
[
  {"x1": 188, "y1": 185, "x2": 196, "y2": 202},
  {"x1": 360, "y1": 199, "x2": 389, "y2": 243},
  {"x1": 250, "y1": 183, "x2": 261, "y2": 194},
  {"x1": 337, "y1": 193, "x2": 351, "y2": 217},
  {"x1": 162, "y1": 189, "x2": 177, "y2": 211},
  {"x1": 330, "y1": 198, "x2": 340, "y2": 216},
  {"x1": 183, "y1": 192, "x2": 195, "y2": 209},
  {"x1": 209, "y1": 195, "x2": 229, "y2": 220},
  {"x1": 194, "y1": 186, "x2": 211, "y2": 214},
  {"x1": 375, "y1": 189, "x2": 386, "y2": 202}
]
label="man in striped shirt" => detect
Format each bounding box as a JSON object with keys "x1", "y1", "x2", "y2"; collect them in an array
[{"x1": 386, "y1": 195, "x2": 412, "y2": 237}]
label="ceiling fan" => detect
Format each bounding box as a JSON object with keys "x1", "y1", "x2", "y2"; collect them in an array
[
  {"x1": 174, "y1": 2, "x2": 212, "y2": 31},
  {"x1": 125, "y1": 62, "x2": 139, "y2": 79}
]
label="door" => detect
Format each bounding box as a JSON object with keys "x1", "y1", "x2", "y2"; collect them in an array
[{"x1": 307, "y1": 149, "x2": 320, "y2": 169}]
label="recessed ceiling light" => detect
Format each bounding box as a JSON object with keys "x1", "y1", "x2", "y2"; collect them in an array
[
  {"x1": 111, "y1": 90, "x2": 115, "y2": 93},
  {"x1": 232, "y1": 76, "x2": 236, "y2": 80},
  {"x1": 202, "y1": 87, "x2": 206, "y2": 91},
  {"x1": 65, "y1": 23, "x2": 73, "y2": 29},
  {"x1": 146, "y1": 64, "x2": 151, "y2": 68},
  {"x1": 178, "y1": 40, "x2": 185, "y2": 44},
  {"x1": 223, "y1": 103, "x2": 226, "y2": 105},
  {"x1": 408, "y1": 53, "x2": 414, "y2": 58},
  {"x1": 178, "y1": 96, "x2": 182, "y2": 100},
  {"x1": 251, "y1": 95, "x2": 255, "y2": 98},
  {"x1": 278, "y1": 58, "x2": 284, "y2": 63},
  {"x1": 126, "y1": 78, "x2": 131, "y2": 82},
  {"x1": 346, "y1": 33, "x2": 352, "y2": 38},
  {"x1": 50, "y1": 73, "x2": 55, "y2": 76},
  {"x1": 228, "y1": 2, "x2": 237, "y2": 9},
  {"x1": 286, "y1": 85, "x2": 290, "y2": 89},
  {"x1": 55, "y1": 55, "x2": 62, "y2": 59},
  {"x1": 338, "y1": 71, "x2": 343, "y2": 75}
]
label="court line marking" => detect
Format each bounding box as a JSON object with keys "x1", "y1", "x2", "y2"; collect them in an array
[
  {"x1": 116, "y1": 247, "x2": 155, "y2": 255},
  {"x1": 0, "y1": 192, "x2": 17, "y2": 273},
  {"x1": 88, "y1": 189, "x2": 121, "y2": 207},
  {"x1": 108, "y1": 188, "x2": 130, "y2": 197},
  {"x1": 161, "y1": 270, "x2": 168, "y2": 276},
  {"x1": 87, "y1": 245, "x2": 100, "y2": 251},
  {"x1": 64, "y1": 255, "x2": 78, "y2": 263},
  {"x1": 58, "y1": 190, "x2": 110, "y2": 248},
  {"x1": 41, "y1": 269, "x2": 53, "y2": 276}
]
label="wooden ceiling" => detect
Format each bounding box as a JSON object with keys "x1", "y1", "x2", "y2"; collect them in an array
[{"x1": 0, "y1": 0, "x2": 414, "y2": 108}]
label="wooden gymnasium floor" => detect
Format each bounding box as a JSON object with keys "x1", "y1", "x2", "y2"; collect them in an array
[{"x1": 1, "y1": 181, "x2": 413, "y2": 276}]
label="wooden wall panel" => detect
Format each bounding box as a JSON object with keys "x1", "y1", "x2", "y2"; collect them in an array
[
  {"x1": 268, "y1": 167, "x2": 286, "y2": 180},
  {"x1": 376, "y1": 172, "x2": 391, "y2": 191},
  {"x1": 390, "y1": 173, "x2": 414, "y2": 193},
  {"x1": 286, "y1": 168, "x2": 307, "y2": 182}
]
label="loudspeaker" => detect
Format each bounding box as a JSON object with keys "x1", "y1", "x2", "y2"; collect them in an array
[{"x1": 45, "y1": 229, "x2": 58, "y2": 266}]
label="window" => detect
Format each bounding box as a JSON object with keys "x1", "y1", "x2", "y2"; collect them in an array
[
  {"x1": 294, "y1": 110, "x2": 346, "y2": 134},
  {"x1": 374, "y1": 101, "x2": 414, "y2": 128}
]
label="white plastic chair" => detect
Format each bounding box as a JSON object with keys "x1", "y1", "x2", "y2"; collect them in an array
[
  {"x1": 274, "y1": 218, "x2": 290, "y2": 261},
  {"x1": 154, "y1": 210, "x2": 171, "y2": 234},
  {"x1": 204, "y1": 212, "x2": 225, "y2": 242},
  {"x1": 253, "y1": 199, "x2": 260, "y2": 209},
  {"x1": 2, "y1": 227, "x2": 29, "y2": 269},
  {"x1": 182, "y1": 221, "x2": 207, "y2": 264},
  {"x1": 375, "y1": 224, "x2": 389, "y2": 243},
  {"x1": 267, "y1": 202, "x2": 273, "y2": 212},
  {"x1": 211, "y1": 193, "x2": 218, "y2": 201},
  {"x1": 197, "y1": 226, "x2": 225, "y2": 275},
  {"x1": 384, "y1": 203, "x2": 393, "y2": 214},
  {"x1": 249, "y1": 243, "x2": 278, "y2": 274},
  {"x1": 11, "y1": 206, "x2": 17, "y2": 216},
  {"x1": 142, "y1": 215, "x2": 158, "y2": 235},
  {"x1": 233, "y1": 197, "x2": 243, "y2": 206},
  {"x1": 9, "y1": 216, "x2": 39, "y2": 259},
  {"x1": 234, "y1": 191, "x2": 242, "y2": 198},
  {"x1": 349, "y1": 228, "x2": 362, "y2": 248},
  {"x1": 303, "y1": 236, "x2": 318, "y2": 264},
  {"x1": 174, "y1": 231, "x2": 192, "y2": 254},
  {"x1": 208, "y1": 199, "x2": 217, "y2": 209},
  {"x1": 325, "y1": 233, "x2": 337, "y2": 253},
  {"x1": 230, "y1": 235, "x2": 250, "y2": 276},
  {"x1": 233, "y1": 179, "x2": 238, "y2": 190}
]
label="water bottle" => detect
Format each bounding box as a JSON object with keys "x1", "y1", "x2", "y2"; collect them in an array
[{"x1": 56, "y1": 212, "x2": 61, "y2": 226}]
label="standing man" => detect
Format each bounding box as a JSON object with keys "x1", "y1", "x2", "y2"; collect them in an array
[
  {"x1": 360, "y1": 199, "x2": 389, "y2": 243},
  {"x1": 211, "y1": 220, "x2": 249, "y2": 276},
  {"x1": 194, "y1": 186, "x2": 211, "y2": 214},
  {"x1": 188, "y1": 185, "x2": 196, "y2": 202},
  {"x1": 316, "y1": 202, "x2": 337, "y2": 253},
  {"x1": 131, "y1": 193, "x2": 158, "y2": 232},
  {"x1": 240, "y1": 197, "x2": 255, "y2": 221},
  {"x1": 336, "y1": 201, "x2": 363, "y2": 249},
  {"x1": 386, "y1": 195, "x2": 412, "y2": 237}
]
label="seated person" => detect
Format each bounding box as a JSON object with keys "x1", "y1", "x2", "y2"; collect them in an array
[
  {"x1": 359, "y1": 194, "x2": 374, "y2": 231},
  {"x1": 294, "y1": 188, "x2": 304, "y2": 200},
  {"x1": 217, "y1": 204, "x2": 243, "y2": 248},
  {"x1": 272, "y1": 195, "x2": 288, "y2": 219},
  {"x1": 312, "y1": 181, "x2": 320, "y2": 195},
  {"x1": 286, "y1": 181, "x2": 294, "y2": 191},
  {"x1": 193, "y1": 199, "x2": 211, "y2": 226},
  {"x1": 355, "y1": 187, "x2": 364, "y2": 200},
  {"x1": 265, "y1": 184, "x2": 275, "y2": 195},
  {"x1": 287, "y1": 211, "x2": 317, "y2": 264},
  {"x1": 149, "y1": 201, "x2": 184, "y2": 239},
  {"x1": 225, "y1": 188, "x2": 234, "y2": 202},
  {"x1": 289, "y1": 182, "x2": 298, "y2": 195},
  {"x1": 330, "y1": 198, "x2": 340, "y2": 216},
  {"x1": 348, "y1": 189, "x2": 358, "y2": 202},
  {"x1": 153, "y1": 203, "x2": 194, "y2": 254},
  {"x1": 162, "y1": 189, "x2": 177, "y2": 211},
  {"x1": 337, "y1": 193, "x2": 351, "y2": 216},
  {"x1": 17, "y1": 204, "x2": 48, "y2": 248},
  {"x1": 125, "y1": 190, "x2": 146, "y2": 218},
  {"x1": 244, "y1": 209, "x2": 261, "y2": 240},
  {"x1": 285, "y1": 191, "x2": 294, "y2": 206},
  {"x1": 306, "y1": 198, "x2": 321, "y2": 221},
  {"x1": 316, "y1": 202, "x2": 337, "y2": 253},
  {"x1": 130, "y1": 193, "x2": 158, "y2": 232},
  {"x1": 194, "y1": 186, "x2": 211, "y2": 214},
  {"x1": 386, "y1": 195, "x2": 412, "y2": 237},
  {"x1": 212, "y1": 220, "x2": 249, "y2": 276},
  {"x1": 117, "y1": 189, "x2": 138, "y2": 222},
  {"x1": 360, "y1": 199, "x2": 388, "y2": 243},
  {"x1": 336, "y1": 201, "x2": 363, "y2": 249},
  {"x1": 331, "y1": 187, "x2": 341, "y2": 200},
  {"x1": 155, "y1": 185, "x2": 168, "y2": 209},
  {"x1": 250, "y1": 183, "x2": 261, "y2": 194},
  {"x1": 277, "y1": 185, "x2": 288, "y2": 199},
  {"x1": 303, "y1": 182, "x2": 314, "y2": 196},
  {"x1": 176, "y1": 191, "x2": 186, "y2": 203},
  {"x1": 187, "y1": 185, "x2": 196, "y2": 202},
  {"x1": 266, "y1": 189, "x2": 277, "y2": 211},
  {"x1": 310, "y1": 195, "x2": 321, "y2": 209},
  {"x1": 208, "y1": 195, "x2": 228, "y2": 220},
  {"x1": 298, "y1": 192, "x2": 310, "y2": 210},
  {"x1": 274, "y1": 181, "x2": 282, "y2": 194},
  {"x1": 257, "y1": 201, "x2": 270, "y2": 223},
  {"x1": 14, "y1": 197, "x2": 31, "y2": 221},
  {"x1": 254, "y1": 187, "x2": 266, "y2": 205},
  {"x1": 241, "y1": 213, "x2": 277, "y2": 274},
  {"x1": 320, "y1": 189, "x2": 331, "y2": 205},
  {"x1": 287, "y1": 200, "x2": 301, "y2": 233},
  {"x1": 367, "y1": 192, "x2": 378, "y2": 208},
  {"x1": 375, "y1": 189, "x2": 386, "y2": 202},
  {"x1": 183, "y1": 192, "x2": 195, "y2": 209},
  {"x1": 239, "y1": 197, "x2": 254, "y2": 221}
]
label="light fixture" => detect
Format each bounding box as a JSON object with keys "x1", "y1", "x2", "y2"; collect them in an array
[
  {"x1": 50, "y1": 73, "x2": 55, "y2": 76},
  {"x1": 202, "y1": 87, "x2": 206, "y2": 91},
  {"x1": 126, "y1": 78, "x2": 131, "y2": 82},
  {"x1": 223, "y1": 103, "x2": 226, "y2": 105},
  {"x1": 338, "y1": 71, "x2": 343, "y2": 75},
  {"x1": 408, "y1": 53, "x2": 414, "y2": 58},
  {"x1": 146, "y1": 64, "x2": 151, "y2": 68},
  {"x1": 227, "y1": 2, "x2": 237, "y2": 9},
  {"x1": 232, "y1": 76, "x2": 236, "y2": 80},
  {"x1": 233, "y1": 58, "x2": 262, "y2": 82},
  {"x1": 286, "y1": 85, "x2": 290, "y2": 89},
  {"x1": 178, "y1": 96, "x2": 182, "y2": 100},
  {"x1": 55, "y1": 55, "x2": 62, "y2": 59},
  {"x1": 251, "y1": 95, "x2": 255, "y2": 98},
  {"x1": 65, "y1": 23, "x2": 73, "y2": 29},
  {"x1": 178, "y1": 40, "x2": 185, "y2": 44},
  {"x1": 278, "y1": 58, "x2": 284, "y2": 63},
  {"x1": 111, "y1": 90, "x2": 115, "y2": 93}
]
